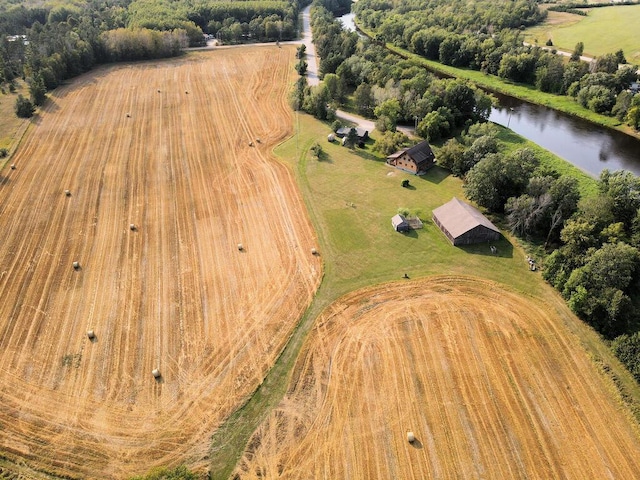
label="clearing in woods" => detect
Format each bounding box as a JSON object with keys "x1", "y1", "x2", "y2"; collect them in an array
[
  {"x1": 234, "y1": 276, "x2": 640, "y2": 479},
  {"x1": 0, "y1": 46, "x2": 321, "y2": 478}
]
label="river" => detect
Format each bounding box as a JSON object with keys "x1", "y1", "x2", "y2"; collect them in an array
[{"x1": 337, "y1": 11, "x2": 640, "y2": 177}]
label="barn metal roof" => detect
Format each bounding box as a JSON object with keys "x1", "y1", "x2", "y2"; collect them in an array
[{"x1": 432, "y1": 197, "x2": 500, "y2": 239}]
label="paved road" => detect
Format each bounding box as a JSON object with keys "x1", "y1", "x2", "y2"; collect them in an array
[
  {"x1": 301, "y1": 5, "x2": 320, "y2": 86},
  {"x1": 298, "y1": 5, "x2": 414, "y2": 137}
]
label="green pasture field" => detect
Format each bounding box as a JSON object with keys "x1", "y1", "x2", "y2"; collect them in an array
[
  {"x1": 208, "y1": 111, "x2": 607, "y2": 478},
  {"x1": 525, "y1": 5, "x2": 640, "y2": 64}
]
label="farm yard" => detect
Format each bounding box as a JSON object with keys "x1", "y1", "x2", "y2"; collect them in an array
[
  {"x1": 0, "y1": 46, "x2": 321, "y2": 478},
  {"x1": 234, "y1": 276, "x2": 640, "y2": 479}
]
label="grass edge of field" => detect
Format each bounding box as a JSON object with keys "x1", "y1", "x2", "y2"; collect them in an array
[{"x1": 208, "y1": 112, "x2": 640, "y2": 479}]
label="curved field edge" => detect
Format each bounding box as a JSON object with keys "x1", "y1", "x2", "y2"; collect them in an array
[
  {"x1": 233, "y1": 275, "x2": 640, "y2": 479},
  {"x1": 0, "y1": 46, "x2": 321, "y2": 479},
  {"x1": 353, "y1": 21, "x2": 640, "y2": 141}
]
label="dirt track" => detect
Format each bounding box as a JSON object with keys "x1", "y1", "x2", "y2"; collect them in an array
[
  {"x1": 0, "y1": 46, "x2": 321, "y2": 478},
  {"x1": 234, "y1": 276, "x2": 640, "y2": 479}
]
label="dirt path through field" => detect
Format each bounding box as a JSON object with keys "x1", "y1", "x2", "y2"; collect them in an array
[
  {"x1": 234, "y1": 276, "x2": 640, "y2": 479},
  {"x1": 0, "y1": 46, "x2": 321, "y2": 479}
]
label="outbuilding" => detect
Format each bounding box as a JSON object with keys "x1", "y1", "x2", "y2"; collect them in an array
[
  {"x1": 335, "y1": 127, "x2": 369, "y2": 141},
  {"x1": 432, "y1": 197, "x2": 501, "y2": 245},
  {"x1": 391, "y1": 214, "x2": 410, "y2": 233},
  {"x1": 386, "y1": 140, "x2": 435, "y2": 175}
]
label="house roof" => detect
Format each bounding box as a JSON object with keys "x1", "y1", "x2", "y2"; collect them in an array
[
  {"x1": 432, "y1": 197, "x2": 500, "y2": 239},
  {"x1": 387, "y1": 140, "x2": 435, "y2": 168}
]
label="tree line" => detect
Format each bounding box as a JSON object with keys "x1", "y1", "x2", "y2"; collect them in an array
[
  {"x1": 353, "y1": 0, "x2": 640, "y2": 130},
  {"x1": 292, "y1": 2, "x2": 493, "y2": 151},
  {"x1": 298, "y1": 0, "x2": 640, "y2": 396}
]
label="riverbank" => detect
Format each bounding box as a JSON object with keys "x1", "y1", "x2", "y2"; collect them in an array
[{"x1": 354, "y1": 21, "x2": 640, "y2": 142}]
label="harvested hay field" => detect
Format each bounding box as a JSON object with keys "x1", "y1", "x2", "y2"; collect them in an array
[
  {"x1": 0, "y1": 46, "x2": 321, "y2": 478},
  {"x1": 234, "y1": 276, "x2": 640, "y2": 479}
]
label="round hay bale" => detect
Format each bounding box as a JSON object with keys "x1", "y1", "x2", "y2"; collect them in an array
[
  {"x1": 311, "y1": 247, "x2": 317, "y2": 255},
  {"x1": 129, "y1": 223, "x2": 137, "y2": 231},
  {"x1": 327, "y1": 133, "x2": 335, "y2": 142},
  {"x1": 407, "y1": 431, "x2": 415, "y2": 443},
  {"x1": 237, "y1": 243, "x2": 243, "y2": 251},
  {"x1": 152, "y1": 368, "x2": 161, "y2": 378},
  {"x1": 10, "y1": 164, "x2": 16, "y2": 170},
  {"x1": 126, "y1": 113, "x2": 131, "y2": 118},
  {"x1": 87, "y1": 330, "x2": 95, "y2": 340},
  {"x1": 72, "y1": 261, "x2": 80, "y2": 270},
  {"x1": 64, "y1": 190, "x2": 71, "y2": 196}
]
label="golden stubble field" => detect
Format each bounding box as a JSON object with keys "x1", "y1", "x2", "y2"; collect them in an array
[
  {"x1": 234, "y1": 276, "x2": 640, "y2": 479},
  {"x1": 0, "y1": 46, "x2": 321, "y2": 478}
]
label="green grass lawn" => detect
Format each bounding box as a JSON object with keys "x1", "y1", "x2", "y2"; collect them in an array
[
  {"x1": 280, "y1": 114, "x2": 552, "y2": 300},
  {"x1": 525, "y1": 5, "x2": 640, "y2": 64}
]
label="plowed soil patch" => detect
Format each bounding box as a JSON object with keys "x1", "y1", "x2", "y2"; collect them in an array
[
  {"x1": 234, "y1": 276, "x2": 640, "y2": 479},
  {"x1": 0, "y1": 46, "x2": 321, "y2": 478}
]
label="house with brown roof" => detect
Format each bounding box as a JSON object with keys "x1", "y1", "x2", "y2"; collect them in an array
[
  {"x1": 432, "y1": 197, "x2": 501, "y2": 245},
  {"x1": 386, "y1": 140, "x2": 435, "y2": 175}
]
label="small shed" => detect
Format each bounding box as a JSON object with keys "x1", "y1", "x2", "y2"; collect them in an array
[
  {"x1": 391, "y1": 214, "x2": 410, "y2": 233},
  {"x1": 432, "y1": 197, "x2": 501, "y2": 245}
]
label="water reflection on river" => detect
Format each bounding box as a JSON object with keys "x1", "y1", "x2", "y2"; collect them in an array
[
  {"x1": 490, "y1": 95, "x2": 640, "y2": 177},
  {"x1": 336, "y1": 12, "x2": 640, "y2": 177}
]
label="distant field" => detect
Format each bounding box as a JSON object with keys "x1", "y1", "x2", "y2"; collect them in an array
[
  {"x1": 525, "y1": 5, "x2": 640, "y2": 63},
  {"x1": 0, "y1": 46, "x2": 321, "y2": 479},
  {"x1": 234, "y1": 276, "x2": 640, "y2": 479}
]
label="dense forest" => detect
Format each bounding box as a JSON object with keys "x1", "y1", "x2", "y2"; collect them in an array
[
  {"x1": 353, "y1": 0, "x2": 640, "y2": 129},
  {"x1": 298, "y1": 0, "x2": 640, "y2": 391},
  {"x1": 0, "y1": 0, "x2": 309, "y2": 116}
]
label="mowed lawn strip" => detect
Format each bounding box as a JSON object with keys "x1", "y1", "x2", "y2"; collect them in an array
[{"x1": 525, "y1": 5, "x2": 640, "y2": 64}]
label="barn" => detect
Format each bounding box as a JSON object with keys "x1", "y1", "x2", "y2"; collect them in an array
[
  {"x1": 391, "y1": 214, "x2": 410, "y2": 232},
  {"x1": 432, "y1": 197, "x2": 501, "y2": 245},
  {"x1": 386, "y1": 140, "x2": 435, "y2": 175}
]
